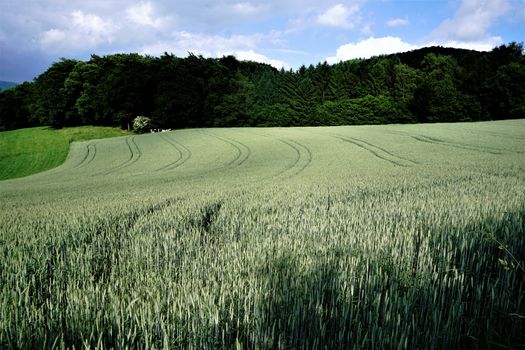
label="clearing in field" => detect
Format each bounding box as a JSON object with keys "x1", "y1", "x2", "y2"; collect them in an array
[{"x1": 0, "y1": 120, "x2": 524, "y2": 349}]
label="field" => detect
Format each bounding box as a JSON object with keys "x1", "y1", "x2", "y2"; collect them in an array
[
  {"x1": 0, "y1": 120, "x2": 524, "y2": 349},
  {"x1": 0, "y1": 126, "x2": 132, "y2": 180}
]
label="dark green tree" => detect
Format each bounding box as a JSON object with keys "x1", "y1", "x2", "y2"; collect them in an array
[{"x1": 29, "y1": 58, "x2": 79, "y2": 128}]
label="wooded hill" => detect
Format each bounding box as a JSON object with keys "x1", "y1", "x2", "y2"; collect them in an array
[
  {"x1": 0, "y1": 81, "x2": 16, "y2": 92},
  {"x1": 0, "y1": 42, "x2": 523, "y2": 131}
]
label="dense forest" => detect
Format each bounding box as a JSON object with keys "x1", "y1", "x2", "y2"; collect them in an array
[{"x1": 0, "y1": 42, "x2": 524, "y2": 131}]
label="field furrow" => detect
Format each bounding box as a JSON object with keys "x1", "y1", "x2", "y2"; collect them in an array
[
  {"x1": 411, "y1": 134, "x2": 503, "y2": 155},
  {"x1": 74, "y1": 142, "x2": 97, "y2": 169},
  {"x1": 337, "y1": 135, "x2": 409, "y2": 167},
  {"x1": 267, "y1": 137, "x2": 312, "y2": 178},
  {"x1": 156, "y1": 133, "x2": 186, "y2": 171},
  {"x1": 101, "y1": 136, "x2": 142, "y2": 175},
  {"x1": 201, "y1": 130, "x2": 252, "y2": 169},
  {"x1": 350, "y1": 136, "x2": 419, "y2": 165}
]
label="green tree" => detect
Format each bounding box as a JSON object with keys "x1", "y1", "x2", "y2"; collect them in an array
[
  {"x1": 391, "y1": 63, "x2": 419, "y2": 123},
  {"x1": 494, "y1": 62, "x2": 525, "y2": 118},
  {"x1": 0, "y1": 83, "x2": 33, "y2": 131},
  {"x1": 29, "y1": 58, "x2": 79, "y2": 128},
  {"x1": 411, "y1": 54, "x2": 464, "y2": 122}
]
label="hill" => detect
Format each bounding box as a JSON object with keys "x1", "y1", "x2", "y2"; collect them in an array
[
  {"x1": 0, "y1": 80, "x2": 16, "y2": 91},
  {"x1": 1, "y1": 120, "x2": 524, "y2": 348}
]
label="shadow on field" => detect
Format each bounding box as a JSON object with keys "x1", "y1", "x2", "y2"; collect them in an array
[{"x1": 2, "y1": 207, "x2": 524, "y2": 349}]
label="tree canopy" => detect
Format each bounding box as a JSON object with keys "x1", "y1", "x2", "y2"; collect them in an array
[{"x1": 1, "y1": 43, "x2": 524, "y2": 132}]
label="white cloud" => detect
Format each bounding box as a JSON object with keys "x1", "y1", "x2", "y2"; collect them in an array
[
  {"x1": 138, "y1": 31, "x2": 289, "y2": 69},
  {"x1": 232, "y1": 2, "x2": 266, "y2": 16},
  {"x1": 71, "y1": 10, "x2": 116, "y2": 39},
  {"x1": 428, "y1": 37, "x2": 503, "y2": 51},
  {"x1": 387, "y1": 18, "x2": 409, "y2": 27},
  {"x1": 126, "y1": 2, "x2": 166, "y2": 29},
  {"x1": 224, "y1": 50, "x2": 289, "y2": 69},
  {"x1": 317, "y1": 3, "x2": 361, "y2": 29},
  {"x1": 39, "y1": 29, "x2": 66, "y2": 46},
  {"x1": 326, "y1": 36, "x2": 419, "y2": 63},
  {"x1": 140, "y1": 31, "x2": 260, "y2": 56},
  {"x1": 431, "y1": 0, "x2": 510, "y2": 42},
  {"x1": 327, "y1": 34, "x2": 505, "y2": 65},
  {"x1": 39, "y1": 10, "x2": 117, "y2": 51}
]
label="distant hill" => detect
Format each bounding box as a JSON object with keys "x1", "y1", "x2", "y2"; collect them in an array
[{"x1": 0, "y1": 81, "x2": 17, "y2": 91}]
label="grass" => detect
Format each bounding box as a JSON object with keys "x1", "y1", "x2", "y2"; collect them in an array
[
  {"x1": 0, "y1": 126, "x2": 132, "y2": 180},
  {"x1": 0, "y1": 120, "x2": 524, "y2": 349}
]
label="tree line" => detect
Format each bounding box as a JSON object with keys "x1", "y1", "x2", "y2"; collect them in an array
[{"x1": 0, "y1": 42, "x2": 523, "y2": 131}]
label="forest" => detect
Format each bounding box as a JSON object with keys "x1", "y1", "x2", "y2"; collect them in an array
[{"x1": 0, "y1": 42, "x2": 523, "y2": 131}]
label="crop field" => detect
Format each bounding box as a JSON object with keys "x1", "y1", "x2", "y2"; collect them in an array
[{"x1": 0, "y1": 120, "x2": 524, "y2": 349}]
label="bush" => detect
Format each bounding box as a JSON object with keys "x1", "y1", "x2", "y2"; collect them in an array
[{"x1": 132, "y1": 116, "x2": 151, "y2": 133}]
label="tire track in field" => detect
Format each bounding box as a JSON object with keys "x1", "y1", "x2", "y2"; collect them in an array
[
  {"x1": 99, "y1": 136, "x2": 142, "y2": 175},
  {"x1": 478, "y1": 130, "x2": 525, "y2": 142},
  {"x1": 74, "y1": 142, "x2": 97, "y2": 168},
  {"x1": 274, "y1": 138, "x2": 312, "y2": 177},
  {"x1": 199, "y1": 131, "x2": 251, "y2": 169},
  {"x1": 446, "y1": 128, "x2": 525, "y2": 151},
  {"x1": 349, "y1": 136, "x2": 419, "y2": 165},
  {"x1": 389, "y1": 130, "x2": 512, "y2": 155},
  {"x1": 252, "y1": 131, "x2": 313, "y2": 179},
  {"x1": 336, "y1": 135, "x2": 410, "y2": 167},
  {"x1": 410, "y1": 134, "x2": 504, "y2": 155},
  {"x1": 156, "y1": 133, "x2": 192, "y2": 171},
  {"x1": 440, "y1": 125, "x2": 525, "y2": 142}
]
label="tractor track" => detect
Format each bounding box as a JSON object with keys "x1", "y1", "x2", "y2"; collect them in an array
[
  {"x1": 336, "y1": 135, "x2": 409, "y2": 167},
  {"x1": 389, "y1": 130, "x2": 512, "y2": 155},
  {"x1": 156, "y1": 133, "x2": 192, "y2": 171},
  {"x1": 100, "y1": 136, "x2": 142, "y2": 175},
  {"x1": 74, "y1": 142, "x2": 97, "y2": 168},
  {"x1": 199, "y1": 131, "x2": 252, "y2": 170},
  {"x1": 252, "y1": 131, "x2": 313, "y2": 179},
  {"x1": 410, "y1": 135, "x2": 503, "y2": 155},
  {"x1": 349, "y1": 136, "x2": 419, "y2": 165},
  {"x1": 274, "y1": 138, "x2": 312, "y2": 177}
]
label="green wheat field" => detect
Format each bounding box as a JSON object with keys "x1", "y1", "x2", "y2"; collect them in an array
[{"x1": 1, "y1": 120, "x2": 524, "y2": 349}]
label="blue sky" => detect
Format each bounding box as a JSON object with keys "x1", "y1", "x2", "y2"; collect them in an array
[{"x1": 1, "y1": 0, "x2": 524, "y2": 82}]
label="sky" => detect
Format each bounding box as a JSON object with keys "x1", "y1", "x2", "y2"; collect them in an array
[{"x1": 0, "y1": 0, "x2": 524, "y2": 82}]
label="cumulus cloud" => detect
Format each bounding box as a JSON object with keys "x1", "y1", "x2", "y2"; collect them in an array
[
  {"x1": 40, "y1": 29, "x2": 67, "y2": 47},
  {"x1": 39, "y1": 10, "x2": 117, "y2": 51},
  {"x1": 126, "y1": 2, "x2": 167, "y2": 29},
  {"x1": 326, "y1": 36, "x2": 419, "y2": 63},
  {"x1": 232, "y1": 2, "x2": 266, "y2": 16},
  {"x1": 327, "y1": 33, "x2": 505, "y2": 65},
  {"x1": 223, "y1": 50, "x2": 289, "y2": 69},
  {"x1": 138, "y1": 31, "x2": 289, "y2": 69},
  {"x1": 431, "y1": 0, "x2": 510, "y2": 42},
  {"x1": 427, "y1": 37, "x2": 503, "y2": 51},
  {"x1": 387, "y1": 18, "x2": 409, "y2": 27},
  {"x1": 140, "y1": 31, "x2": 260, "y2": 56},
  {"x1": 1, "y1": 0, "x2": 521, "y2": 81},
  {"x1": 316, "y1": 3, "x2": 361, "y2": 29}
]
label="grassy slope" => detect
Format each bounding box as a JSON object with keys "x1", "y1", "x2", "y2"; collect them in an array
[{"x1": 0, "y1": 126, "x2": 132, "y2": 180}]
